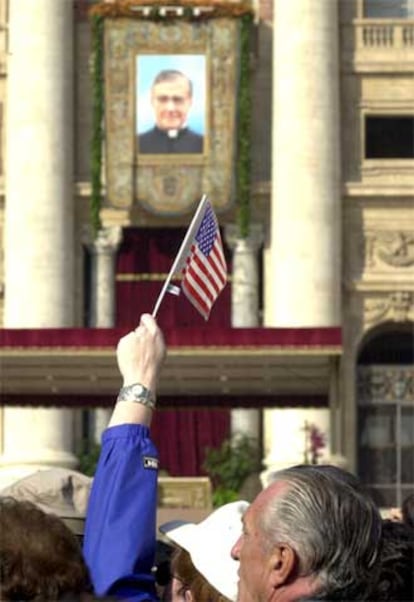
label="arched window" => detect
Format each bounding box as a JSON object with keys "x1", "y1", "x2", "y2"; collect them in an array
[{"x1": 357, "y1": 324, "x2": 414, "y2": 508}]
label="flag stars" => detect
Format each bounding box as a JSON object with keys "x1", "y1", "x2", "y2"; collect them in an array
[
  {"x1": 181, "y1": 200, "x2": 227, "y2": 320},
  {"x1": 196, "y1": 208, "x2": 217, "y2": 256}
]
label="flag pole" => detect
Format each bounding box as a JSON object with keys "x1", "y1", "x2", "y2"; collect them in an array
[{"x1": 152, "y1": 194, "x2": 209, "y2": 318}]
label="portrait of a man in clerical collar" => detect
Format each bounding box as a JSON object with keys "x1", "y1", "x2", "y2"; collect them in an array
[{"x1": 136, "y1": 55, "x2": 206, "y2": 155}]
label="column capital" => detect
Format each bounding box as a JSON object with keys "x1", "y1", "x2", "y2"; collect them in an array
[
  {"x1": 224, "y1": 224, "x2": 264, "y2": 251},
  {"x1": 82, "y1": 226, "x2": 123, "y2": 255}
]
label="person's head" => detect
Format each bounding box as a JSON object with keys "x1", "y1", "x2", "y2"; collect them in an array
[
  {"x1": 151, "y1": 70, "x2": 193, "y2": 132},
  {"x1": 0, "y1": 496, "x2": 92, "y2": 601},
  {"x1": 161, "y1": 500, "x2": 249, "y2": 602},
  {"x1": 153, "y1": 539, "x2": 175, "y2": 601},
  {"x1": 401, "y1": 493, "x2": 414, "y2": 529},
  {"x1": 0, "y1": 468, "x2": 92, "y2": 548},
  {"x1": 372, "y1": 519, "x2": 414, "y2": 601},
  {"x1": 231, "y1": 464, "x2": 383, "y2": 602},
  {"x1": 170, "y1": 547, "x2": 229, "y2": 602}
]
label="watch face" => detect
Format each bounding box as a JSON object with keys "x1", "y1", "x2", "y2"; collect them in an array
[
  {"x1": 117, "y1": 383, "x2": 154, "y2": 406},
  {"x1": 131, "y1": 384, "x2": 145, "y2": 397}
]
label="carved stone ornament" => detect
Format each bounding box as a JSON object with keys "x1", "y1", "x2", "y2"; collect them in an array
[
  {"x1": 365, "y1": 231, "x2": 414, "y2": 269},
  {"x1": 104, "y1": 17, "x2": 239, "y2": 215},
  {"x1": 364, "y1": 292, "x2": 414, "y2": 326},
  {"x1": 357, "y1": 365, "x2": 414, "y2": 405}
]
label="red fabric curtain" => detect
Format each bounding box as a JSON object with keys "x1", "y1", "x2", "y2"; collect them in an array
[
  {"x1": 151, "y1": 408, "x2": 230, "y2": 476},
  {"x1": 115, "y1": 227, "x2": 232, "y2": 330},
  {"x1": 116, "y1": 227, "x2": 232, "y2": 475}
]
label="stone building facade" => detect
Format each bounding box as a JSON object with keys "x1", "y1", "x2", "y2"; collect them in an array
[{"x1": 0, "y1": 0, "x2": 413, "y2": 508}]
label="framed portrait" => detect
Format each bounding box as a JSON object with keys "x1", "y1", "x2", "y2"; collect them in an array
[{"x1": 136, "y1": 54, "x2": 207, "y2": 157}]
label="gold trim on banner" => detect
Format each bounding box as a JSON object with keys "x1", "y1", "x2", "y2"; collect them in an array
[
  {"x1": 116, "y1": 273, "x2": 172, "y2": 282},
  {"x1": 116, "y1": 273, "x2": 233, "y2": 282}
]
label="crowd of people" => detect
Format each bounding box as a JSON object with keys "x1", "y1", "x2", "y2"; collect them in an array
[{"x1": 1, "y1": 314, "x2": 413, "y2": 601}]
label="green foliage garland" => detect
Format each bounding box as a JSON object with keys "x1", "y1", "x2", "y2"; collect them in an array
[
  {"x1": 90, "y1": 14, "x2": 104, "y2": 237},
  {"x1": 237, "y1": 13, "x2": 253, "y2": 239}
]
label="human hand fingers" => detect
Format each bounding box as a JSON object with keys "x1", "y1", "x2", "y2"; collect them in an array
[
  {"x1": 117, "y1": 315, "x2": 166, "y2": 391},
  {"x1": 139, "y1": 313, "x2": 158, "y2": 334}
]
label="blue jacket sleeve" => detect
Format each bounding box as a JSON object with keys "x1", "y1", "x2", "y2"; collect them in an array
[{"x1": 83, "y1": 423, "x2": 159, "y2": 602}]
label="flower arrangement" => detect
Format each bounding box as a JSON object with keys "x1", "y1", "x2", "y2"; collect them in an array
[
  {"x1": 303, "y1": 421, "x2": 326, "y2": 465},
  {"x1": 89, "y1": 0, "x2": 253, "y2": 20}
]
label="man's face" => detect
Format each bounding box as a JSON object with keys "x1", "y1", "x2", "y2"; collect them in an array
[
  {"x1": 151, "y1": 77, "x2": 192, "y2": 131},
  {"x1": 231, "y1": 498, "x2": 270, "y2": 602},
  {"x1": 231, "y1": 483, "x2": 288, "y2": 602}
]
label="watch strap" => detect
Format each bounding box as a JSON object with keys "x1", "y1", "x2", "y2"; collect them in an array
[{"x1": 116, "y1": 382, "x2": 156, "y2": 410}]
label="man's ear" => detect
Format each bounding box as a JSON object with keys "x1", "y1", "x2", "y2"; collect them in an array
[{"x1": 268, "y1": 543, "x2": 297, "y2": 588}]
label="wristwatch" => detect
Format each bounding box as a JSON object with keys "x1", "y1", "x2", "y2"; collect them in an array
[{"x1": 116, "y1": 382, "x2": 156, "y2": 410}]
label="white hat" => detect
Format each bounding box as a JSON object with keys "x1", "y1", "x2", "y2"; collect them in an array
[{"x1": 159, "y1": 500, "x2": 249, "y2": 601}]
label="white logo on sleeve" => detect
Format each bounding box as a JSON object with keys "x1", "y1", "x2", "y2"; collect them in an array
[{"x1": 143, "y1": 456, "x2": 159, "y2": 470}]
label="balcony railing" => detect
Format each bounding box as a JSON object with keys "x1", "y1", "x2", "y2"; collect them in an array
[{"x1": 355, "y1": 19, "x2": 414, "y2": 49}]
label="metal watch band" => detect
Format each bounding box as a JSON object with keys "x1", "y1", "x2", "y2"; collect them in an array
[{"x1": 116, "y1": 382, "x2": 156, "y2": 410}]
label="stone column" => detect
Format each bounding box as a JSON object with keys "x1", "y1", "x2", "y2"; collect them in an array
[
  {"x1": 88, "y1": 226, "x2": 122, "y2": 442},
  {"x1": 225, "y1": 225, "x2": 263, "y2": 442},
  {"x1": 89, "y1": 227, "x2": 122, "y2": 329},
  {"x1": 263, "y1": 0, "x2": 341, "y2": 474},
  {"x1": 0, "y1": 0, "x2": 76, "y2": 488},
  {"x1": 265, "y1": 0, "x2": 341, "y2": 327}
]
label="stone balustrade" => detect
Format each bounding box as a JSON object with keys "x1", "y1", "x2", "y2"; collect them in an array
[{"x1": 355, "y1": 19, "x2": 414, "y2": 49}]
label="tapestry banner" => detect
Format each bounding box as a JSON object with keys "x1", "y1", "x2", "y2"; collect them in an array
[{"x1": 104, "y1": 16, "x2": 240, "y2": 216}]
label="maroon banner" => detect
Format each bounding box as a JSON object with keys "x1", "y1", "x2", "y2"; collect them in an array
[{"x1": 0, "y1": 326, "x2": 341, "y2": 349}]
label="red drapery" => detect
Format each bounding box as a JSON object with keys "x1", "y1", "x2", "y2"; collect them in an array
[
  {"x1": 151, "y1": 408, "x2": 230, "y2": 476},
  {"x1": 114, "y1": 227, "x2": 233, "y2": 475},
  {"x1": 115, "y1": 227, "x2": 232, "y2": 330}
]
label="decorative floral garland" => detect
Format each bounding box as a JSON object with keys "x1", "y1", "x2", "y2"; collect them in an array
[
  {"x1": 89, "y1": 1, "x2": 253, "y2": 239},
  {"x1": 90, "y1": 0, "x2": 253, "y2": 20}
]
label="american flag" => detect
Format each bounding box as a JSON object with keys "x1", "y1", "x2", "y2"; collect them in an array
[{"x1": 180, "y1": 201, "x2": 227, "y2": 320}]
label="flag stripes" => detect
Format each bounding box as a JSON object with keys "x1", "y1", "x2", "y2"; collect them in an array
[{"x1": 180, "y1": 201, "x2": 227, "y2": 320}]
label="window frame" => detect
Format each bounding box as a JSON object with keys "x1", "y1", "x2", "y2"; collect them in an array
[
  {"x1": 361, "y1": 108, "x2": 414, "y2": 172},
  {"x1": 357, "y1": 364, "x2": 414, "y2": 508}
]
